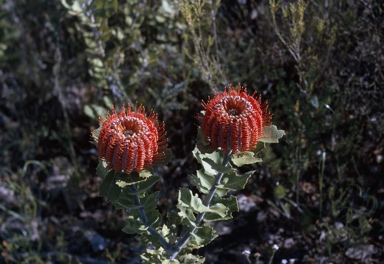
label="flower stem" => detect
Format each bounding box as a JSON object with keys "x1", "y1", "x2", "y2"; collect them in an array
[
  {"x1": 129, "y1": 184, "x2": 173, "y2": 255},
  {"x1": 170, "y1": 150, "x2": 233, "y2": 260}
]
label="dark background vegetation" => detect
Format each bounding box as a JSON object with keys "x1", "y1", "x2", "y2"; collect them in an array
[{"x1": 0, "y1": 0, "x2": 383, "y2": 263}]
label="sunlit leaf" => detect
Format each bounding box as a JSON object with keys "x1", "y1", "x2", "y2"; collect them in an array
[
  {"x1": 178, "y1": 207, "x2": 196, "y2": 227},
  {"x1": 178, "y1": 253, "x2": 205, "y2": 264},
  {"x1": 115, "y1": 170, "x2": 152, "y2": 187},
  {"x1": 259, "y1": 125, "x2": 285, "y2": 143},
  {"x1": 91, "y1": 127, "x2": 100, "y2": 144},
  {"x1": 61, "y1": 0, "x2": 83, "y2": 13},
  {"x1": 177, "y1": 188, "x2": 231, "y2": 219},
  {"x1": 160, "y1": 224, "x2": 170, "y2": 237},
  {"x1": 177, "y1": 188, "x2": 207, "y2": 213},
  {"x1": 218, "y1": 170, "x2": 255, "y2": 192},
  {"x1": 141, "y1": 248, "x2": 177, "y2": 264},
  {"x1": 161, "y1": 259, "x2": 180, "y2": 264},
  {"x1": 176, "y1": 189, "x2": 200, "y2": 226},
  {"x1": 231, "y1": 151, "x2": 262, "y2": 166},
  {"x1": 122, "y1": 176, "x2": 159, "y2": 195},
  {"x1": 190, "y1": 225, "x2": 217, "y2": 248}
]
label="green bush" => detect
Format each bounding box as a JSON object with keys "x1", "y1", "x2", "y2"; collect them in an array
[{"x1": 0, "y1": 0, "x2": 383, "y2": 262}]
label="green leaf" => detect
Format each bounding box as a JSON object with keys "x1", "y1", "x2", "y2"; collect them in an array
[
  {"x1": 259, "y1": 125, "x2": 285, "y2": 143},
  {"x1": 122, "y1": 176, "x2": 160, "y2": 195},
  {"x1": 160, "y1": 224, "x2": 170, "y2": 237},
  {"x1": 192, "y1": 146, "x2": 222, "y2": 176},
  {"x1": 189, "y1": 225, "x2": 217, "y2": 248},
  {"x1": 161, "y1": 260, "x2": 180, "y2": 264},
  {"x1": 61, "y1": 0, "x2": 83, "y2": 13},
  {"x1": 84, "y1": 104, "x2": 108, "y2": 120},
  {"x1": 196, "y1": 127, "x2": 216, "y2": 154},
  {"x1": 141, "y1": 248, "x2": 175, "y2": 264},
  {"x1": 99, "y1": 170, "x2": 121, "y2": 202},
  {"x1": 178, "y1": 207, "x2": 196, "y2": 227},
  {"x1": 84, "y1": 105, "x2": 95, "y2": 120},
  {"x1": 202, "y1": 158, "x2": 232, "y2": 173},
  {"x1": 111, "y1": 0, "x2": 118, "y2": 12},
  {"x1": 120, "y1": 192, "x2": 162, "y2": 235},
  {"x1": 111, "y1": 191, "x2": 135, "y2": 210},
  {"x1": 311, "y1": 95, "x2": 319, "y2": 109},
  {"x1": 91, "y1": 127, "x2": 100, "y2": 144},
  {"x1": 142, "y1": 191, "x2": 160, "y2": 211},
  {"x1": 122, "y1": 215, "x2": 142, "y2": 234},
  {"x1": 135, "y1": 192, "x2": 162, "y2": 227},
  {"x1": 141, "y1": 208, "x2": 161, "y2": 227},
  {"x1": 214, "y1": 188, "x2": 229, "y2": 198},
  {"x1": 115, "y1": 169, "x2": 152, "y2": 187},
  {"x1": 115, "y1": 190, "x2": 160, "y2": 211},
  {"x1": 231, "y1": 151, "x2": 262, "y2": 166},
  {"x1": 204, "y1": 196, "x2": 239, "y2": 221},
  {"x1": 177, "y1": 253, "x2": 205, "y2": 264},
  {"x1": 160, "y1": 0, "x2": 176, "y2": 17},
  {"x1": 177, "y1": 188, "x2": 230, "y2": 219},
  {"x1": 101, "y1": 30, "x2": 112, "y2": 41},
  {"x1": 96, "y1": 160, "x2": 108, "y2": 179},
  {"x1": 189, "y1": 170, "x2": 215, "y2": 194},
  {"x1": 177, "y1": 188, "x2": 207, "y2": 213},
  {"x1": 102, "y1": 96, "x2": 113, "y2": 108},
  {"x1": 218, "y1": 170, "x2": 255, "y2": 192},
  {"x1": 176, "y1": 189, "x2": 201, "y2": 227},
  {"x1": 274, "y1": 184, "x2": 287, "y2": 199}
]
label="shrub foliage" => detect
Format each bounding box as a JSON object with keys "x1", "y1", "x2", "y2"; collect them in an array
[{"x1": 0, "y1": 0, "x2": 383, "y2": 262}]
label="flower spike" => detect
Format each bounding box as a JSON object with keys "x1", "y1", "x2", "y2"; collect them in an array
[
  {"x1": 94, "y1": 105, "x2": 167, "y2": 174},
  {"x1": 200, "y1": 84, "x2": 271, "y2": 154}
]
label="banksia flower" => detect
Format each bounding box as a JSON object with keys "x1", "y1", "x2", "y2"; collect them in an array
[
  {"x1": 200, "y1": 84, "x2": 271, "y2": 154},
  {"x1": 94, "y1": 105, "x2": 167, "y2": 174}
]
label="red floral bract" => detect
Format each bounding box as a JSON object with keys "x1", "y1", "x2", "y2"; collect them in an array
[
  {"x1": 95, "y1": 105, "x2": 167, "y2": 174},
  {"x1": 201, "y1": 84, "x2": 271, "y2": 154}
]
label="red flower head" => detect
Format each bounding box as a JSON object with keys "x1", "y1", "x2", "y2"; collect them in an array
[
  {"x1": 95, "y1": 105, "x2": 167, "y2": 174},
  {"x1": 200, "y1": 84, "x2": 271, "y2": 154}
]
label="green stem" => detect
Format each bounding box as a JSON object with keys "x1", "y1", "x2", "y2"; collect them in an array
[
  {"x1": 129, "y1": 185, "x2": 173, "y2": 256},
  {"x1": 169, "y1": 150, "x2": 233, "y2": 260}
]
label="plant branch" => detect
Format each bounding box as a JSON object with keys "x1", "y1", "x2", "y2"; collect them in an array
[
  {"x1": 128, "y1": 185, "x2": 173, "y2": 255},
  {"x1": 169, "y1": 150, "x2": 233, "y2": 260}
]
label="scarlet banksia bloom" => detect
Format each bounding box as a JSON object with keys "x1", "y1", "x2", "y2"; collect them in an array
[
  {"x1": 201, "y1": 84, "x2": 271, "y2": 154},
  {"x1": 95, "y1": 105, "x2": 167, "y2": 174}
]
